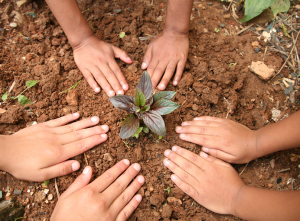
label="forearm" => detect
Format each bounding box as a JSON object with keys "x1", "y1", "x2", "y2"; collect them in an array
[
  {"x1": 45, "y1": 0, "x2": 94, "y2": 48},
  {"x1": 233, "y1": 186, "x2": 300, "y2": 220},
  {"x1": 164, "y1": 0, "x2": 193, "y2": 35},
  {"x1": 255, "y1": 111, "x2": 300, "y2": 158}
]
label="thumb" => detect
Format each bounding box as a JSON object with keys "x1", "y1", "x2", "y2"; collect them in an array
[
  {"x1": 61, "y1": 166, "x2": 93, "y2": 198},
  {"x1": 142, "y1": 45, "x2": 153, "y2": 69},
  {"x1": 112, "y1": 45, "x2": 132, "y2": 64}
]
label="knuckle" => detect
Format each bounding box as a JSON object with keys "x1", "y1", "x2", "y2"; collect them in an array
[
  {"x1": 181, "y1": 172, "x2": 189, "y2": 181},
  {"x1": 59, "y1": 165, "x2": 68, "y2": 176},
  {"x1": 77, "y1": 139, "x2": 84, "y2": 149},
  {"x1": 204, "y1": 121, "x2": 211, "y2": 125},
  {"x1": 121, "y1": 193, "x2": 129, "y2": 203},
  {"x1": 121, "y1": 209, "x2": 130, "y2": 220},
  {"x1": 114, "y1": 181, "x2": 125, "y2": 191},
  {"x1": 168, "y1": 152, "x2": 177, "y2": 161},
  {"x1": 183, "y1": 161, "x2": 192, "y2": 170},
  {"x1": 184, "y1": 184, "x2": 192, "y2": 194},
  {"x1": 96, "y1": 200, "x2": 107, "y2": 210},
  {"x1": 103, "y1": 171, "x2": 115, "y2": 181},
  {"x1": 197, "y1": 126, "x2": 207, "y2": 134},
  {"x1": 67, "y1": 124, "x2": 74, "y2": 132},
  {"x1": 74, "y1": 130, "x2": 82, "y2": 139},
  {"x1": 200, "y1": 136, "x2": 207, "y2": 146},
  {"x1": 190, "y1": 153, "x2": 198, "y2": 163}
]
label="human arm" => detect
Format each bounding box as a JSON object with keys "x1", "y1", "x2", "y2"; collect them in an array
[
  {"x1": 163, "y1": 146, "x2": 300, "y2": 220},
  {"x1": 45, "y1": 0, "x2": 132, "y2": 96},
  {"x1": 51, "y1": 160, "x2": 144, "y2": 221},
  {"x1": 142, "y1": 0, "x2": 193, "y2": 90},
  {"x1": 0, "y1": 113, "x2": 108, "y2": 181}
]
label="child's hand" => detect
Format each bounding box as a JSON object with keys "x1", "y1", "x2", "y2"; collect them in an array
[
  {"x1": 142, "y1": 31, "x2": 189, "y2": 90},
  {"x1": 163, "y1": 146, "x2": 245, "y2": 215},
  {"x1": 51, "y1": 160, "x2": 144, "y2": 221},
  {"x1": 176, "y1": 116, "x2": 258, "y2": 164},
  {"x1": 73, "y1": 36, "x2": 132, "y2": 97},
  {"x1": 0, "y1": 113, "x2": 109, "y2": 182}
]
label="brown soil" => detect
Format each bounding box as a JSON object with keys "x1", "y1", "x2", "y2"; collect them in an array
[{"x1": 1, "y1": 0, "x2": 300, "y2": 220}]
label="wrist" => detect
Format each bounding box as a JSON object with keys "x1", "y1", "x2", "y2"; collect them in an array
[
  {"x1": 68, "y1": 30, "x2": 95, "y2": 49},
  {"x1": 231, "y1": 185, "x2": 248, "y2": 217},
  {"x1": 0, "y1": 135, "x2": 8, "y2": 170},
  {"x1": 162, "y1": 26, "x2": 189, "y2": 37}
]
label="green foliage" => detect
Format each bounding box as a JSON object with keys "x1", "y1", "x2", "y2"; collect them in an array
[
  {"x1": 271, "y1": 0, "x2": 290, "y2": 16},
  {"x1": 26, "y1": 80, "x2": 38, "y2": 88},
  {"x1": 164, "y1": 186, "x2": 171, "y2": 194},
  {"x1": 109, "y1": 71, "x2": 179, "y2": 139},
  {"x1": 18, "y1": 95, "x2": 32, "y2": 105},
  {"x1": 60, "y1": 80, "x2": 81, "y2": 94},
  {"x1": 214, "y1": 28, "x2": 220, "y2": 33},
  {"x1": 1, "y1": 91, "x2": 7, "y2": 101},
  {"x1": 229, "y1": 63, "x2": 237, "y2": 68},
  {"x1": 120, "y1": 32, "x2": 126, "y2": 38},
  {"x1": 44, "y1": 180, "x2": 50, "y2": 186}
]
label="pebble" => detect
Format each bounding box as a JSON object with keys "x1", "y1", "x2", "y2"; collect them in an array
[
  {"x1": 255, "y1": 48, "x2": 260, "y2": 53},
  {"x1": 249, "y1": 61, "x2": 275, "y2": 80},
  {"x1": 220, "y1": 24, "x2": 225, "y2": 28},
  {"x1": 114, "y1": 9, "x2": 122, "y2": 14},
  {"x1": 291, "y1": 73, "x2": 297, "y2": 78},
  {"x1": 283, "y1": 86, "x2": 293, "y2": 95},
  {"x1": 35, "y1": 191, "x2": 46, "y2": 202},
  {"x1": 167, "y1": 197, "x2": 182, "y2": 205},
  {"x1": 203, "y1": 28, "x2": 208, "y2": 33},
  {"x1": 207, "y1": 2, "x2": 212, "y2": 6},
  {"x1": 104, "y1": 153, "x2": 113, "y2": 161},
  {"x1": 272, "y1": 84, "x2": 282, "y2": 92},
  {"x1": 192, "y1": 104, "x2": 199, "y2": 111},
  {"x1": 44, "y1": 189, "x2": 49, "y2": 195},
  {"x1": 270, "y1": 159, "x2": 275, "y2": 169},
  {"x1": 276, "y1": 177, "x2": 282, "y2": 184},
  {"x1": 13, "y1": 189, "x2": 22, "y2": 195},
  {"x1": 26, "y1": 53, "x2": 33, "y2": 60},
  {"x1": 251, "y1": 41, "x2": 259, "y2": 47},
  {"x1": 48, "y1": 194, "x2": 53, "y2": 201},
  {"x1": 268, "y1": 184, "x2": 273, "y2": 188}
]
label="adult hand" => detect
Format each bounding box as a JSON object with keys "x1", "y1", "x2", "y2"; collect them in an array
[
  {"x1": 0, "y1": 113, "x2": 109, "y2": 181},
  {"x1": 74, "y1": 36, "x2": 132, "y2": 97},
  {"x1": 163, "y1": 146, "x2": 245, "y2": 215},
  {"x1": 51, "y1": 160, "x2": 144, "y2": 221},
  {"x1": 142, "y1": 30, "x2": 189, "y2": 90},
  {"x1": 176, "y1": 116, "x2": 258, "y2": 164}
]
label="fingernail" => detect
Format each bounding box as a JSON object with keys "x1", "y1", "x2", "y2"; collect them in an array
[
  {"x1": 141, "y1": 62, "x2": 147, "y2": 69},
  {"x1": 136, "y1": 194, "x2": 142, "y2": 202},
  {"x1": 117, "y1": 90, "x2": 124, "y2": 95},
  {"x1": 123, "y1": 159, "x2": 130, "y2": 165},
  {"x1": 72, "y1": 162, "x2": 80, "y2": 171},
  {"x1": 108, "y1": 90, "x2": 115, "y2": 96},
  {"x1": 164, "y1": 149, "x2": 171, "y2": 157},
  {"x1": 158, "y1": 83, "x2": 165, "y2": 90},
  {"x1": 164, "y1": 158, "x2": 170, "y2": 166},
  {"x1": 73, "y1": 112, "x2": 79, "y2": 117},
  {"x1": 122, "y1": 84, "x2": 128, "y2": 90},
  {"x1": 101, "y1": 134, "x2": 107, "y2": 138},
  {"x1": 200, "y1": 152, "x2": 208, "y2": 158},
  {"x1": 172, "y1": 146, "x2": 177, "y2": 152},
  {"x1": 127, "y1": 57, "x2": 132, "y2": 61},
  {"x1": 202, "y1": 147, "x2": 209, "y2": 152},
  {"x1": 101, "y1": 125, "x2": 109, "y2": 131},
  {"x1": 176, "y1": 126, "x2": 182, "y2": 131},
  {"x1": 83, "y1": 166, "x2": 90, "y2": 174},
  {"x1": 133, "y1": 163, "x2": 141, "y2": 171},
  {"x1": 182, "y1": 122, "x2": 188, "y2": 126},
  {"x1": 194, "y1": 118, "x2": 200, "y2": 121},
  {"x1": 137, "y1": 176, "x2": 144, "y2": 184},
  {"x1": 91, "y1": 116, "x2": 99, "y2": 123},
  {"x1": 173, "y1": 80, "x2": 178, "y2": 86},
  {"x1": 171, "y1": 174, "x2": 177, "y2": 181},
  {"x1": 95, "y1": 87, "x2": 101, "y2": 93},
  {"x1": 180, "y1": 134, "x2": 185, "y2": 138}
]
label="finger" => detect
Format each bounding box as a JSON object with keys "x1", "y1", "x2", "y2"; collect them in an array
[
  {"x1": 157, "y1": 61, "x2": 177, "y2": 90},
  {"x1": 54, "y1": 116, "x2": 101, "y2": 134},
  {"x1": 44, "y1": 113, "x2": 80, "y2": 128},
  {"x1": 89, "y1": 65, "x2": 115, "y2": 97},
  {"x1": 173, "y1": 60, "x2": 186, "y2": 86},
  {"x1": 142, "y1": 44, "x2": 153, "y2": 70},
  {"x1": 150, "y1": 60, "x2": 167, "y2": 89},
  {"x1": 176, "y1": 125, "x2": 219, "y2": 136},
  {"x1": 201, "y1": 148, "x2": 235, "y2": 163},
  {"x1": 170, "y1": 174, "x2": 199, "y2": 200},
  {"x1": 58, "y1": 125, "x2": 109, "y2": 144},
  {"x1": 179, "y1": 133, "x2": 217, "y2": 147},
  {"x1": 59, "y1": 166, "x2": 93, "y2": 198},
  {"x1": 200, "y1": 151, "x2": 232, "y2": 168},
  {"x1": 101, "y1": 163, "x2": 141, "y2": 205},
  {"x1": 193, "y1": 116, "x2": 224, "y2": 122},
  {"x1": 40, "y1": 160, "x2": 81, "y2": 182},
  {"x1": 112, "y1": 45, "x2": 132, "y2": 64},
  {"x1": 107, "y1": 59, "x2": 128, "y2": 92},
  {"x1": 79, "y1": 67, "x2": 101, "y2": 93},
  {"x1": 101, "y1": 63, "x2": 124, "y2": 95},
  {"x1": 181, "y1": 119, "x2": 222, "y2": 127},
  {"x1": 115, "y1": 195, "x2": 142, "y2": 221},
  {"x1": 111, "y1": 175, "x2": 144, "y2": 213},
  {"x1": 89, "y1": 159, "x2": 130, "y2": 192}
]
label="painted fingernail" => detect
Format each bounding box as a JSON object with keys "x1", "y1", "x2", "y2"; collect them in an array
[
  {"x1": 72, "y1": 162, "x2": 80, "y2": 171},
  {"x1": 173, "y1": 80, "x2": 178, "y2": 86},
  {"x1": 108, "y1": 90, "x2": 115, "y2": 96},
  {"x1": 176, "y1": 126, "x2": 182, "y2": 131},
  {"x1": 202, "y1": 147, "x2": 209, "y2": 152},
  {"x1": 182, "y1": 122, "x2": 188, "y2": 126},
  {"x1": 133, "y1": 163, "x2": 141, "y2": 171},
  {"x1": 73, "y1": 112, "x2": 79, "y2": 117},
  {"x1": 141, "y1": 62, "x2": 147, "y2": 69},
  {"x1": 171, "y1": 174, "x2": 177, "y2": 181},
  {"x1": 101, "y1": 125, "x2": 109, "y2": 131},
  {"x1": 122, "y1": 84, "x2": 128, "y2": 90},
  {"x1": 164, "y1": 149, "x2": 171, "y2": 157},
  {"x1": 137, "y1": 176, "x2": 144, "y2": 184},
  {"x1": 200, "y1": 151, "x2": 208, "y2": 158},
  {"x1": 101, "y1": 134, "x2": 107, "y2": 138},
  {"x1": 91, "y1": 116, "x2": 99, "y2": 123},
  {"x1": 172, "y1": 146, "x2": 177, "y2": 152},
  {"x1": 180, "y1": 134, "x2": 185, "y2": 138},
  {"x1": 123, "y1": 159, "x2": 130, "y2": 165},
  {"x1": 117, "y1": 90, "x2": 124, "y2": 95},
  {"x1": 164, "y1": 158, "x2": 170, "y2": 166},
  {"x1": 136, "y1": 194, "x2": 142, "y2": 202},
  {"x1": 83, "y1": 166, "x2": 90, "y2": 174}
]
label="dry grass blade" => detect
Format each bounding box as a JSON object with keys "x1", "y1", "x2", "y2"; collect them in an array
[
  {"x1": 239, "y1": 163, "x2": 249, "y2": 176},
  {"x1": 55, "y1": 178, "x2": 60, "y2": 199}
]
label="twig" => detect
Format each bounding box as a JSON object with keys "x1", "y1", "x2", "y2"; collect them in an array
[
  {"x1": 55, "y1": 178, "x2": 60, "y2": 199},
  {"x1": 276, "y1": 168, "x2": 290, "y2": 173},
  {"x1": 263, "y1": 46, "x2": 268, "y2": 62},
  {"x1": 239, "y1": 163, "x2": 249, "y2": 176},
  {"x1": 223, "y1": 97, "x2": 231, "y2": 119},
  {"x1": 84, "y1": 152, "x2": 89, "y2": 166},
  {"x1": 236, "y1": 23, "x2": 254, "y2": 35},
  {"x1": 292, "y1": 32, "x2": 300, "y2": 72}
]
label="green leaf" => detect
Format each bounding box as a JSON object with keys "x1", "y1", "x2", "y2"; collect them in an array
[
  {"x1": 214, "y1": 28, "x2": 220, "y2": 33},
  {"x1": 132, "y1": 127, "x2": 143, "y2": 139},
  {"x1": 44, "y1": 180, "x2": 50, "y2": 186},
  {"x1": 18, "y1": 95, "x2": 32, "y2": 105},
  {"x1": 159, "y1": 135, "x2": 163, "y2": 139},
  {"x1": 143, "y1": 126, "x2": 149, "y2": 133},
  {"x1": 271, "y1": 0, "x2": 290, "y2": 16},
  {"x1": 282, "y1": 24, "x2": 290, "y2": 38},
  {"x1": 135, "y1": 87, "x2": 146, "y2": 107},
  {"x1": 26, "y1": 80, "x2": 38, "y2": 88},
  {"x1": 120, "y1": 32, "x2": 126, "y2": 38},
  {"x1": 109, "y1": 95, "x2": 136, "y2": 112},
  {"x1": 120, "y1": 116, "x2": 140, "y2": 139},
  {"x1": 153, "y1": 91, "x2": 176, "y2": 102},
  {"x1": 151, "y1": 99, "x2": 180, "y2": 115},
  {"x1": 142, "y1": 110, "x2": 166, "y2": 137},
  {"x1": 240, "y1": 0, "x2": 275, "y2": 23},
  {"x1": 2, "y1": 91, "x2": 8, "y2": 101},
  {"x1": 137, "y1": 71, "x2": 153, "y2": 100}
]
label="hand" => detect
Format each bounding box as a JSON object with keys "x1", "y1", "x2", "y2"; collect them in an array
[
  {"x1": 176, "y1": 116, "x2": 258, "y2": 164},
  {"x1": 51, "y1": 160, "x2": 144, "y2": 221},
  {"x1": 73, "y1": 36, "x2": 132, "y2": 96},
  {"x1": 163, "y1": 146, "x2": 245, "y2": 215},
  {"x1": 0, "y1": 113, "x2": 109, "y2": 182},
  {"x1": 142, "y1": 30, "x2": 189, "y2": 90}
]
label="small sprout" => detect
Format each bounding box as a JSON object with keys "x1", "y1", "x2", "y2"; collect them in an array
[
  {"x1": 15, "y1": 217, "x2": 24, "y2": 221},
  {"x1": 159, "y1": 135, "x2": 163, "y2": 140},
  {"x1": 164, "y1": 186, "x2": 171, "y2": 194},
  {"x1": 18, "y1": 95, "x2": 32, "y2": 105},
  {"x1": 59, "y1": 80, "x2": 81, "y2": 94},
  {"x1": 229, "y1": 63, "x2": 237, "y2": 68},
  {"x1": 132, "y1": 127, "x2": 143, "y2": 139},
  {"x1": 44, "y1": 180, "x2": 50, "y2": 186},
  {"x1": 217, "y1": 110, "x2": 221, "y2": 114},
  {"x1": 119, "y1": 32, "x2": 126, "y2": 38},
  {"x1": 1, "y1": 91, "x2": 8, "y2": 101},
  {"x1": 143, "y1": 126, "x2": 149, "y2": 133},
  {"x1": 214, "y1": 28, "x2": 220, "y2": 33}
]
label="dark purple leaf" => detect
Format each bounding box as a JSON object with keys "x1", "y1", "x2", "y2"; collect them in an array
[
  {"x1": 120, "y1": 116, "x2": 140, "y2": 139},
  {"x1": 146, "y1": 96, "x2": 153, "y2": 106},
  {"x1": 135, "y1": 87, "x2": 146, "y2": 107},
  {"x1": 137, "y1": 71, "x2": 152, "y2": 100},
  {"x1": 152, "y1": 91, "x2": 176, "y2": 105},
  {"x1": 151, "y1": 99, "x2": 180, "y2": 115},
  {"x1": 142, "y1": 110, "x2": 166, "y2": 136},
  {"x1": 109, "y1": 95, "x2": 136, "y2": 112}
]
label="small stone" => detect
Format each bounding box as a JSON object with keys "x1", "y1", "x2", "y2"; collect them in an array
[
  {"x1": 45, "y1": 199, "x2": 49, "y2": 204},
  {"x1": 47, "y1": 194, "x2": 53, "y2": 201},
  {"x1": 30, "y1": 192, "x2": 34, "y2": 196},
  {"x1": 276, "y1": 177, "x2": 282, "y2": 184},
  {"x1": 203, "y1": 28, "x2": 208, "y2": 33},
  {"x1": 224, "y1": 14, "x2": 231, "y2": 19},
  {"x1": 66, "y1": 90, "x2": 79, "y2": 106},
  {"x1": 255, "y1": 48, "x2": 260, "y2": 53},
  {"x1": 268, "y1": 184, "x2": 273, "y2": 188},
  {"x1": 114, "y1": 9, "x2": 122, "y2": 14},
  {"x1": 44, "y1": 189, "x2": 49, "y2": 195},
  {"x1": 167, "y1": 197, "x2": 182, "y2": 205},
  {"x1": 149, "y1": 186, "x2": 154, "y2": 192},
  {"x1": 290, "y1": 156, "x2": 298, "y2": 162},
  {"x1": 207, "y1": 2, "x2": 212, "y2": 5},
  {"x1": 13, "y1": 189, "x2": 22, "y2": 195},
  {"x1": 9, "y1": 22, "x2": 17, "y2": 28},
  {"x1": 103, "y1": 153, "x2": 113, "y2": 161},
  {"x1": 192, "y1": 104, "x2": 199, "y2": 111},
  {"x1": 291, "y1": 73, "x2": 297, "y2": 78},
  {"x1": 157, "y1": 16, "x2": 163, "y2": 22},
  {"x1": 35, "y1": 191, "x2": 46, "y2": 202},
  {"x1": 220, "y1": 24, "x2": 225, "y2": 28},
  {"x1": 283, "y1": 86, "x2": 293, "y2": 95},
  {"x1": 270, "y1": 159, "x2": 275, "y2": 169},
  {"x1": 272, "y1": 84, "x2": 282, "y2": 92},
  {"x1": 249, "y1": 61, "x2": 275, "y2": 80},
  {"x1": 251, "y1": 41, "x2": 260, "y2": 47},
  {"x1": 26, "y1": 53, "x2": 33, "y2": 60}
]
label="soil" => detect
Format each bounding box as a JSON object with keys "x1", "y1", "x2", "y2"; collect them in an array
[{"x1": 1, "y1": 0, "x2": 300, "y2": 220}]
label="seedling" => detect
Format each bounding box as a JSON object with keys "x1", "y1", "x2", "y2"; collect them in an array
[
  {"x1": 59, "y1": 80, "x2": 81, "y2": 94},
  {"x1": 44, "y1": 180, "x2": 50, "y2": 186},
  {"x1": 119, "y1": 32, "x2": 126, "y2": 38},
  {"x1": 109, "y1": 71, "x2": 179, "y2": 139},
  {"x1": 229, "y1": 63, "x2": 237, "y2": 68},
  {"x1": 1, "y1": 80, "x2": 38, "y2": 105},
  {"x1": 164, "y1": 186, "x2": 171, "y2": 194},
  {"x1": 214, "y1": 28, "x2": 220, "y2": 33}
]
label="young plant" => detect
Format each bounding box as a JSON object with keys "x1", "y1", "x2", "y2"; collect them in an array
[{"x1": 109, "y1": 71, "x2": 179, "y2": 139}]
